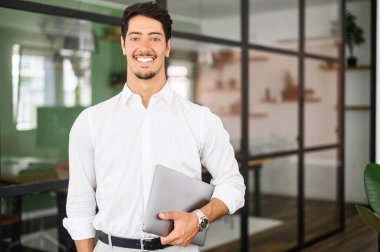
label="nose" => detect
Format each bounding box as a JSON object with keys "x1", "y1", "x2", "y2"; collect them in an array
[{"x1": 139, "y1": 38, "x2": 151, "y2": 49}]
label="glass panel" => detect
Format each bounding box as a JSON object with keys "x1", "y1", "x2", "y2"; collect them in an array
[
  {"x1": 250, "y1": 0, "x2": 299, "y2": 51},
  {"x1": 305, "y1": 0, "x2": 341, "y2": 58},
  {"x1": 169, "y1": 40, "x2": 242, "y2": 249},
  {"x1": 170, "y1": 38, "x2": 242, "y2": 153},
  {"x1": 167, "y1": 0, "x2": 241, "y2": 41},
  {"x1": 1, "y1": 7, "x2": 124, "y2": 183},
  {"x1": 0, "y1": 7, "x2": 124, "y2": 252},
  {"x1": 249, "y1": 50, "x2": 298, "y2": 155},
  {"x1": 304, "y1": 59, "x2": 340, "y2": 147},
  {"x1": 23, "y1": 0, "x2": 129, "y2": 17},
  {"x1": 304, "y1": 149, "x2": 340, "y2": 241},
  {"x1": 249, "y1": 155, "x2": 298, "y2": 251}
]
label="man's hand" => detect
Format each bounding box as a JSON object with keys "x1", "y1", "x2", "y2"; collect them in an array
[{"x1": 159, "y1": 211, "x2": 199, "y2": 247}]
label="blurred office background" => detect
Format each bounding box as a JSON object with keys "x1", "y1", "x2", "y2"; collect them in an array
[{"x1": 0, "y1": 0, "x2": 376, "y2": 251}]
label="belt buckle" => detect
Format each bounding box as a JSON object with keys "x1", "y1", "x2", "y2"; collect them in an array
[{"x1": 140, "y1": 237, "x2": 154, "y2": 251}]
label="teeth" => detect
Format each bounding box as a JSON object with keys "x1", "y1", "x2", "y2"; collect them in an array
[{"x1": 136, "y1": 57, "x2": 153, "y2": 62}]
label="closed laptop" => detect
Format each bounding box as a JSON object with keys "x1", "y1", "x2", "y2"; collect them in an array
[{"x1": 142, "y1": 164, "x2": 215, "y2": 246}]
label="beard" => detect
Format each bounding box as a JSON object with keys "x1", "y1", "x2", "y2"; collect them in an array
[{"x1": 134, "y1": 70, "x2": 156, "y2": 80}]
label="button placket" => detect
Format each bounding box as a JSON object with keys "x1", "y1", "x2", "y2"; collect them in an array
[{"x1": 141, "y1": 110, "x2": 153, "y2": 210}]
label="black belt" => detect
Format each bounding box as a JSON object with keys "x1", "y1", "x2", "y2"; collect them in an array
[{"x1": 98, "y1": 230, "x2": 171, "y2": 251}]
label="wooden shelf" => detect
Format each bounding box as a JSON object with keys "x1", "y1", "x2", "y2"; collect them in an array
[
  {"x1": 319, "y1": 64, "x2": 371, "y2": 72},
  {"x1": 345, "y1": 105, "x2": 370, "y2": 111},
  {"x1": 205, "y1": 87, "x2": 240, "y2": 92},
  {"x1": 217, "y1": 112, "x2": 268, "y2": 118},
  {"x1": 346, "y1": 65, "x2": 371, "y2": 71}
]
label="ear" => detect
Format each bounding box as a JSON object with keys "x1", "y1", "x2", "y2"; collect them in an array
[
  {"x1": 165, "y1": 39, "x2": 171, "y2": 58},
  {"x1": 120, "y1": 36, "x2": 126, "y2": 55}
]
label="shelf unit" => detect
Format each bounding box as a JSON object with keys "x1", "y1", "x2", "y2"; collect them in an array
[{"x1": 345, "y1": 64, "x2": 371, "y2": 111}]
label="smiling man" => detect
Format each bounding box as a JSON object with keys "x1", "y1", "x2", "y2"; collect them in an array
[{"x1": 63, "y1": 2, "x2": 245, "y2": 252}]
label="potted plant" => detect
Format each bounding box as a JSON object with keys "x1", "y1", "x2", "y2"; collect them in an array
[
  {"x1": 355, "y1": 162, "x2": 380, "y2": 233},
  {"x1": 346, "y1": 11, "x2": 365, "y2": 66}
]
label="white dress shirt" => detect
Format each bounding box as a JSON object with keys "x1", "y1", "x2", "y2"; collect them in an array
[{"x1": 63, "y1": 83, "x2": 245, "y2": 249}]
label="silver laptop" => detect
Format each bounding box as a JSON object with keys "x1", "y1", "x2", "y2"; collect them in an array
[{"x1": 142, "y1": 164, "x2": 215, "y2": 246}]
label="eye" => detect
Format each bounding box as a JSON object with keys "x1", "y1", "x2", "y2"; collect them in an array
[
  {"x1": 151, "y1": 37, "x2": 161, "y2": 42},
  {"x1": 130, "y1": 37, "x2": 139, "y2": 41}
]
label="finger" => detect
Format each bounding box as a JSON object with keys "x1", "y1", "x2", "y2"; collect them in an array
[
  {"x1": 160, "y1": 232, "x2": 179, "y2": 245},
  {"x1": 158, "y1": 211, "x2": 179, "y2": 220}
]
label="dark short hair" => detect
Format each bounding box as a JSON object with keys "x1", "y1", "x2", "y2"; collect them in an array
[{"x1": 121, "y1": 1, "x2": 172, "y2": 43}]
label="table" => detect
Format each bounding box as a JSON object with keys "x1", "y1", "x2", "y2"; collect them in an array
[
  {"x1": 1, "y1": 159, "x2": 70, "y2": 252},
  {"x1": 202, "y1": 158, "x2": 272, "y2": 217}
]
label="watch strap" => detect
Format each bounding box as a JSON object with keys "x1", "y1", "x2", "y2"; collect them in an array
[{"x1": 194, "y1": 209, "x2": 205, "y2": 219}]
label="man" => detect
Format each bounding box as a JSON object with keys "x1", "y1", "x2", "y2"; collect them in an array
[{"x1": 63, "y1": 2, "x2": 245, "y2": 252}]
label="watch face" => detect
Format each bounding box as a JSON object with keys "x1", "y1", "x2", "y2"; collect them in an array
[{"x1": 200, "y1": 218, "x2": 209, "y2": 230}]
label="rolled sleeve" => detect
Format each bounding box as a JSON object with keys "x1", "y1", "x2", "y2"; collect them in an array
[
  {"x1": 200, "y1": 108, "x2": 245, "y2": 214},
  {"x1": 63, "y1": 216, "x2": 96, "y2": 240},
  {"x1": 64, "y1": 108, "x2": 97, "y2": 240}
]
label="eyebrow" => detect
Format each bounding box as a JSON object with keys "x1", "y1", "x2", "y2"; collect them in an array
[{"x1": 127, "y1": 31, "x2": 164, "y2": 36}]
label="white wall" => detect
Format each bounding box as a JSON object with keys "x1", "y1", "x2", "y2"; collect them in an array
[{"x1": 344, "y1": 0, "x2": 371, "y2": 203}]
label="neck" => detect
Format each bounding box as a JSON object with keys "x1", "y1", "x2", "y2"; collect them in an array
[{"x1": 126, "y1": 71, "x2": 167, "y2": 108}]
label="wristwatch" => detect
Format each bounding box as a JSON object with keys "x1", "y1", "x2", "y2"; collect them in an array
[{"x1": 193, "y1": 209, "x2": 209, "y2": 232}]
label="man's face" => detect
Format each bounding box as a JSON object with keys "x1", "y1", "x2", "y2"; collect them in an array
[{"x1": 121, "y1": 15, "x2": 170, "y2": 80}]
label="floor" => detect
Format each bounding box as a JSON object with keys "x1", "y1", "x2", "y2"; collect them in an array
[
  {"x1": 203, "y1": 195, "x2": 378, "y2": 252},
  {"x1": 2, "y1": 195, "x2": 378, "y2": 252}
]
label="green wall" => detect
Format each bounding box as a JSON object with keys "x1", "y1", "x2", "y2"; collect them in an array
[{"x1": 0, "y1": 8, "x2": 125, "y2": 159}]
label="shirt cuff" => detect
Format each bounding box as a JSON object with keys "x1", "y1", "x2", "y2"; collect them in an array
[
  {"x1": 63, "y1": 216, "x2": 96, "y2": 240},
  {"x1": 211, "y1": 185, "x2": 245, "y2": 214}
]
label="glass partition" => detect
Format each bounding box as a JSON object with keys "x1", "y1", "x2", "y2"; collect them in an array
[
  {"x1": 23, "y1": 0, "x2": 127, "y2": 17},
  {"x1": 250, "y1": 0, "x2": 299, "y2": 51},
  {"x1": 304, "y1": 149, "x2": 340, "y2": 241},
  {"x1": 167, "y1": 0, "x2": 241, "y2": 41},
  {"x1": 304, "y1": 59, "x2": 340, "y2": 147},
  {"x1": 0, "y1": 7, "x2": 124, "y2": 184},
  {"x1": 0, "y1": 8, "x2": 124, "y2": 251},
  {"x1": 170, "y1": 38, "x2": 242, "y2": 152},
  {"x1": 305, "y1": 0, "x2": 340, "y2": 58},
  {"x1": 249, "y1": 155, "x2": 298, "y2": 251},
  {"x1": 249, "y1": 50, "x2": 298, "y2": 155}
]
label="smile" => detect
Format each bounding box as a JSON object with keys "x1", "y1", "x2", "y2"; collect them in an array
[{"x1": 135, "y1": 56, "x2": 155, "y2": 63}]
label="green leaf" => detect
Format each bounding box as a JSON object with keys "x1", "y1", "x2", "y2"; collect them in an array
[
  {"x1": 364, "y1": 163, "x2": 380, "y2": 214},
  {"x1": 355, "y1": 205, "x2": 380, "y2": 233}
]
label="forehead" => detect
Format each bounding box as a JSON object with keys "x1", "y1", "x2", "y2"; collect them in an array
[{"x1": 128, "y1": 15, "x2": 164, "y2": 34}]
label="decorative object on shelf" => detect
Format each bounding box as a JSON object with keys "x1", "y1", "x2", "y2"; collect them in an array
[
  {"x1": 215, "y1": 80, "x2": 224, "y2": 90},
  {"x1": 319, "y1": 61, "x2": 339, "y2": 71},
  {"x1": 355, "y1": 162, "x2": 380, "y2": 233},
  {"x1": 227, "y1": 78, "x2": 238, "y2": 90},
  {"x1": 229, "y1": 100, "x2": 241, "y2": 115},
  {"x1": 212, "y1": 50, "x2": 235, "y2": 71},
  {"x1": 281, "y1": 72, "x2": 321, "y2": 102},
  {"x1": 346, "y1": 11, "x2": 365, "y2": 67},
  {"x1": 262, "y1": 88, "x2": 276, "y2": 103},
  {"x1": 211, "y1": 79, "x2": 239, "y2": 91},
  {"x1": 281, "y1": 72, "x2": 298, "y2": 101}
]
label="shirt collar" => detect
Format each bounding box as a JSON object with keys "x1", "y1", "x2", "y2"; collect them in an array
[
  {"x1": 121, "y1": 82, "x2": 173, "y2": 104},
  {"x1": 121, "y1": 83, "x2": 134, "y2": 104},
  {"x1": 157, "y1": 82, "x2": 174, "y2": 104}
]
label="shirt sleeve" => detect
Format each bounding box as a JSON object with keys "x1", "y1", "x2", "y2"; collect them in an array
[
  {"x1": 62, "y1": 108, "x2": 97, "y2": 240},
  {"x1": 200, "y1": 108, "x2": 245, "y2": 214}
]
